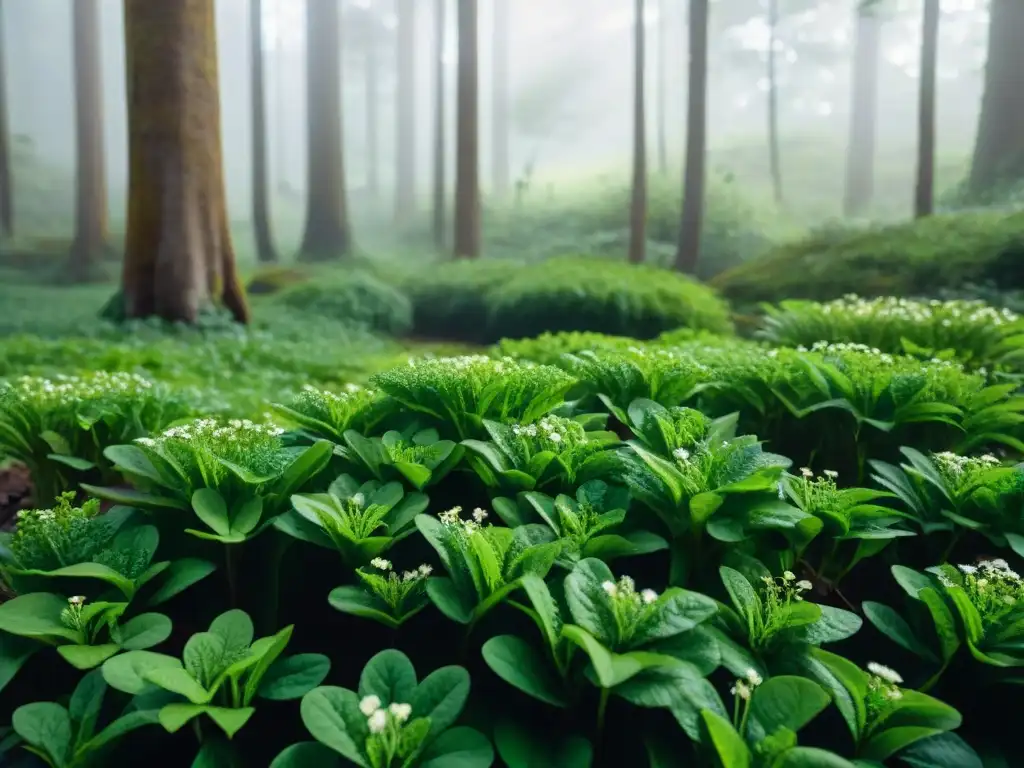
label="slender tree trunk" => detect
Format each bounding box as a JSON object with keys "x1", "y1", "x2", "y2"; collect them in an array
[
  {"x1": 0, "y1": 0, "x2": 12, "y2": 238},
  {"x1": 968, "y1": 0, "x2": 1024, "y2": 196},
  {"x1": 70, "y1": 0, "x2": 107, "y2": 281},
  {"x1": 673, "y1": 0, "x2": 708, "y2": 274},
  {"x1": 365, "y1": 14, "x2": 380, "y2": 198},
  {"x1": 454, "y1": 0, "x2": 480, "y2": 260},
  {"x1": 843, "y1": 7, "x2": 881, "y2": 217},
  {"x1": 656, "y1": 0, "x2": 667, "y2": 175},
  {"x1": 767, "y1": 0, "x2": 783, "y2": 206},
  {"x1": 395, "y1": 0, "x2": 416, "y2": 222},
  {"x1": 914, "y1": 0, "x2": 939, "y2": 219},
  {"x1": 250, "y1": 0, "x2": 277, "y2": 263},
  {"x1": 433, "y1": 0, "x2": 447, "y2": 249},
  {"x1": 300, "y1": 0, "x2": 352, "y2": 260},
  {"x1": 121, "y1": 0, "x2": 249, "y2": 323},
  {"x1": 491, "y1": 0, "x2": 510, "y2": 198},
  {"x1": 628, "y1": 0, "x2": 647, "y2": 265}
]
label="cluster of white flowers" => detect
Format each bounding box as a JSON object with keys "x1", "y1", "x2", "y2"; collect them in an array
[
  {"x1": 511, "y1": 416, "x2": 565, "y2": 444},
  {"x1": 730, "y1": 668, "x2": 763, "y2": 701},
  {"x1": 438, "y1": 506, "x2": 489, "y2": 535},
  {"x1": 865, "y1": 661, "x2": 904, "y2": 702},
  {"x1": 370, "y1": 558, "x2": 433, "y2": 582},
  {"x1": 672, "y1": 447, "x2": 691, "y2": 462},
  {"x1": 959, "y1": 558, "x2": 1020, "y2": 585},
  {"x1": 932, "y1": 451, "x2": 1000, "y2": 480},
  {"x1": 138, "y1": 417, "x2": 284, "y2": 445},
  {"x1": 818, "y1": 295, "x2": 1018, "y2": 327},
  {"x1": 7, "y1": 372, "x2": 154, "y2": 408},
  {"x1": 867, "y1": 661, "x2": 903, "y2": 685},
  {"x1": 798, "y1": 467, "x2": 838, "y2": 480},
  {"x1": 359, "y1": 694, "x2": 413, "y2": 734},
  {"x1": 601, "y1": 575, "x2": 658, "y2": 606}
]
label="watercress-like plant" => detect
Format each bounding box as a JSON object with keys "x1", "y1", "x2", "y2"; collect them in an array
[
  {"x1": 273, "y1": 384, "x2": 393, "y2": 444},
  {"x1": 101, "y1": 609, "x2": 329, "y2": 738},
  {"x1": 327, "y1": 558, "x2": 432, "y2": 628},
  {"x1": 292, "y1": 649, "x2": 492, "y2": 768},
  {"x1": 335, "y1": 426, "x2": 464, "y2": 490},
  {"x1": 275, "y1": 474, "x2": 428, "y2": 567}
]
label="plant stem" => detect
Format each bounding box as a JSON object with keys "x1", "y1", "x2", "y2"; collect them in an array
[
  {"x1": 920, "y1": 652, "x2": 955, "y2": 693},
  {"x1": 225, "y1": 544, "x2": 241, "y2": 609},
  {"x1": 938, "y1": 530, "x2": 963, "y2": 564},
  {"x1": 595, "y1": 687, "x2": 610, "y2": 751},
  {"x1": 192, "y1": 717, "x2": 203, "y2": 744}
]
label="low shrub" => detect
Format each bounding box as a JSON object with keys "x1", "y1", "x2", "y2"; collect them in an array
[
  {"x1": 245, "y1": 265, "x2": 312, "y2": 295},
  {"x1": 275, "y1": 270, "x2": 413, "y2": 336},
  {"x1": 713, "y1": 210, "x2": 1024, "y2": 305}
]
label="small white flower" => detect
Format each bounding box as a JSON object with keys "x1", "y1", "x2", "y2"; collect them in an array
[
  {"x1": 800, "y1": 467, "x2": 813, "y2": 478},
  {"x1": 783, "y1": 571, "x2": 796, "y2": 581},
  {"x1": 389, "y1": 702, "x2": 412, "y2": 722},
  {"x1": 370, "y1": 558, "x2": 392, "y2": 571},
  {"x1": 977, "y1": 578, "x2": 989, "y2": 590},
  {"x1": 885, "y1": 687, "x2": 903, "y2": 701},
  {"x1": 866, "y1": 662, "x2": 903, "y2": 685},
  {"x1": 795, "y1": 580, "x2": 812, "y2": 591},
  {"x1": 418, "y1": 564, "x2": 433, "y2": 577},
  {"x1": 745, "y1": 669, "x2": 763, "y2": 687},
  {"x1": 548, "y1": 432, "x2": 563, "y2": 443},
  {"x1": 673, "y1": 447, "x2": 691, "y2": 461},
  {"x1": 68, "y1": 595, "x2": 87, "y2": 606},
  {"x1": 601, "y1": 581, "x2": 618, "y2": 597},
  {"x1": 359, "y1": 695, "x2": 382, "y2": 717},
  {"x1": 641, "y1": 589, "x2": 658, "y2": 604},
  {"x1": 957, "y1": 564, "x2": 977, "y2": 575},
  {"x1": 730, "y1": 681, "x2": 751, "y2": 700},
  {"x1": 367, "y1": 709, "x2": 388, "y2": 733},
  {"x1": 472, "y1": 508, "x2": 488, "y2": 524},
  {"x1": 823, "y1": 469, "x2": 838, "y2": 479}
]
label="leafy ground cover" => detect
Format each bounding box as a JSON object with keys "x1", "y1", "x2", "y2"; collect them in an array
[{"x1": 0, "y1": 281, "x2": 1021, "y2": 766}]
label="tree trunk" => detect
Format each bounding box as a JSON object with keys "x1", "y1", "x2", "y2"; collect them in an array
[
  {"x1": 767, "y1": 0, "x2": 783, "y2": 206},
  {"x1": 491, "y1": 0, "x2": 510, "y2": 199},
  {"x1": 70, "y1": 0, "x2": 107, "y2": 281},
  {"x1": 656, "y1": 0, "x2": 667, "y2": 175},
  {"x1": 968, "y1": 0, "x2": 1024, "y2": 196},
  {"x1": 300, "y1": 0, "x2": 352, "y2": 260},
  {"x1": 250, "y1": 0, "x2": 277, "y2": 263},
  {"x1": 0, "y1": 0, "x2": 12, "y2": 238},
  {"x1": 433, "y1": 0, "x2": 446, "y2": 249},
  {"x1": 673, "y1": 0, "x2": 708, "y2": 274},
  {"x1": 628, "y1": 0, "x2": 647, "y2": 265},
  {"x1": 843, "y1": 7, "x2": 881, "y2": 217},
  {"x1": 914, "y1": 0, "x2": 939, "y2": 219},
  {"x1": 121, "y1": 0, "x2": 249, "y2": 323},
  {"x1": 395, "y1": 0, "x2": 416, "y2": 222},
  {"x1": 454, "y1": 0, "x2": 480, "y2": 260},
  {"x1": 365, "y1": 12, "x2": 380, "y2": 198}
]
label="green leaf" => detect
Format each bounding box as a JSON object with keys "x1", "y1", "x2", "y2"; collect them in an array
[
  {"x1": 394, "y1": 462, "x2": 432, "y2": 490},
  {"x1": 494, "y1": 720, "x2": 592, "y2": 768},
  {"x1": 82, "y1": 709, "x2": 161, "y2": 755},
  {"x1": 426, "y1": 577, "x2": 475, "y2": 624},
  {"x1": 481, "y1": 635, "x2": 567, "y2": 707},
  {"x1": 12, "y1": 702, "x2": 71, "y2": 767},
  {"x1": 775, "y1": 747, "x2": 856, "y2": 767},
  {"x1": 632, "y1": 588, "x2": 719, "y2": 647},
  {"x1": 0, "y1": 593, "x2": 84, "y2": 642},
  {"x1": 47, "y1": 454, "x2": 96, "y2": 471},
  {"x1": 700, "y1": 709, "x2": 751, "y2": 768},
  {"x1": 273, "y1": 440, "x2": 334, "y2": 503},
  {"x1": 80, "y1": 484, "x2": 185, "y2": 511},
  {"x1": 564, "y1": 558, "x2": 617, "y2": 646},
  {"x1": 898, "y1": 732, "x2": 983, "y2": 768},
  {"x1": 242, "y1": 625, "x2": 295, "y2": 705},
  {"x1": 719, "y1": 566, "x2": 760, "y2": 627},
  {"x1": 918, "y1": 588, "x2": 961, "y2": 662},
  {"x1": 358, "y1": 649, "x2": 417, "y2": 705},
  {"x1": 158, "y1": 704, "x2": 254, "y2": 738},
  {"x1": 57, "y1": 643, "x2": 122, "y2": 670},
  {"x1": 411, "y1": 665, "x2": 471, "y2": 737},
  {"x1": 326, "y1": 586, "x2": 400, "y2": 628},
  {"x1": 892, "y1": 565, "x2": 934, "y2": 600},
  {"x1": 746, "y1": 676, "x2": 830, "y2": 742},
  {"x1": 102, "y1": 650, "x2": 181, "y2": 695},
  {"x1": 300, "y1": 686, "x2": 370, "y2": 767},
  {"x1": 104, "y1": 444, "x2": 167, "y2": 484},
  {"x1": 863, "y1": 602, "x2": 937, "y2": 662},
  {"x1": 861, "y1": 727, "x2": 944, "y2": 762},
  {"x1": 231, "y1": 497, "x2": 263, "y2": 536},
  {"x1": 270, "y1": 742, "x2": 343, "y2": 768},
  {"x1": 518, "y1": 574, "x2": 562, "y2": 653},
  {"x1": 258, "y1": 654, "x2": 331, "y2": 700},
  {"x1": 192, "y1": 489, "x2": 231, "y2": 537},
  {"x1": 0, "y1": 634, "x2": 40, "y2": 695},
  {"x1": 16, "y1": 563, "x2": 136, "y2": 600},
  {"x1": 796, "y1": 605, "x2": 862, "y2": 644},
  {"x1": 118, "y1": 613, "x2": 173, "y2": 651},
  {"x1": 147, "y1": 559, "x2": 218, "y2": 607},
  {"x1": 418, "y1": 726, "x2": 494, "y2": 768},
  {"x1": 146, "y1": 667, "x2": 213, "y2": 704},
  {"x1": 210, "y1": 610, "x2": 254, "y2": 657}
]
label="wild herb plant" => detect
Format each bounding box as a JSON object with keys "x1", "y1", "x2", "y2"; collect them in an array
[
  {"x1": 273, "y1": 384, "x2": 393, "y2": 444},
  {"x1": 335, "y1": 426, "x2": 464, "y2": 490},
  {"x1": 327, "y1": 558, "x2": 432, "y2": 628}
]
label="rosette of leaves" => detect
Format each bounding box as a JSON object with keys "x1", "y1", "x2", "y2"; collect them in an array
[
  {"x1": 335, "y1": 427, "x2": 464, "y2": 491},
  {"x1": 272, "y1": 384, "x2": 394, "y2": 445},
  {"x1": 708, "y1": 562, "x2": 862, "y2": 682},
  {"x1": 101, "y1": 609, "x2": 329, "y2": 739},
  {"x1": 483, "y1": 559, "x2": 719, "y2": 714},
  {"x1": 327, "y1": 559, "x2": 432, "y2": 629},
  {"x1": 618, "y1": 418, "x2": 812, "y2": 586},
  {"x1": 491, "y1": 480, "x2": 667, "y2": 566},
  {"x1": 0, "y1": 372, "x2": 193, "y2": 507},
  {"x1": 370, "y1": 355, "x2": 575, "y2": 440},
  {"x1": 84, "y1": 418, "x2": 333, "y2": 545},
  {"x1": 461, "y1": 415, "x2": 619, "y2": 493},
  {"x1": 779, "y1": 468, "x2": 912, "y2": 587},
  {"x1": 7, "y1": 669, "x2": 160, "y2": 767},
  {"x1": 415, "y1": 508, "x2": 561, "y2": 629},
  {"x1": 1, "y1": 497, "x2": 216, "y2": 606},
  {"x1": 810, "y1": 651, "x2": 971, "y2": 764},
  {"x1": 282, "y1": 649, "x2": 492, "y2": 768},
  {"x1": 275, "y1": 474, "x2": 428, "y2": 567},
  {"x1": 863, "y1": 561, "x2": 1024, "y2": 688},
  {"x1": 870, "y1": 447, "x2": 1024, "y2": 557},
  {"x1": 0, "y1": 592, "x2": 171, "y2": 671}
]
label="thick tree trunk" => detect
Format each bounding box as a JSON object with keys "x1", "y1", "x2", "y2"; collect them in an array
[
  {"x1": 433, "y1": 0, "x2": 446, "y2": 249},
  {"x1": 71, "y1": 0, "x2": 107, "y2": 281},
  {"x1": 914, "y1": 0, "x2": 939, "y2": 219},
  {"x1": 365, "y1": 13, "x2": 380, "y2": 198},
  {"x1": 628, "y1": 0, "x2": 647, "y2": 265},
  {"x1": 395, "y1": 0, "x2": 416, "y2": 222},
  {"x1": 968, "y1": 0, "x2": 1024, "y2": 196},
  {"x1": 767, "y1": 0, "x2": 783, "y2": 206},
  {"x1": 656, "y1": 0, "x2": 667, "y2": 175},
  {"x1": 0, "y1": 1, "x2": 12, "y2": 238},
  {"x1": 673, "y1": 0, "x2": 708, "y2": 274},
  {"x1": 250, "y1": 0, "x2": 277, "y2": 263},
  {"x1": 491, "y1": 0, "x2": 510, "y2": 199},
  {"x1": 454, "y1": 0, "x2": 481, "y2": 260},
  {"x1": 843, "y1": 7, "x2": 881, "y2": 217},
  {"x1": 121, "y1": 0, "x2": 249, "y2": 324},
  {"x1": 300, "y1": 0, "x2": 352, "y2": 260}
]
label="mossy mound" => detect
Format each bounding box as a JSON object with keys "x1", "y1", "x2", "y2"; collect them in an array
[
  {"x1": 274, "y1": 270, "x2": 413, "y2": 336},
  {"x1": 246, "y1": 266, "x2": 312, "y2": 295}
]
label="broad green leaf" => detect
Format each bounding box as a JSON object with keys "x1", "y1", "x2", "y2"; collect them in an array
[
  {"x1": 897, "y1": 732, "x2": 983, "y2": 768},
  {"x1": 270, "y1": 742, "x2": 343, "y2": 768},
  {"x1": 632, "y1": 588, "x2": 718, "y2": 647},
  {"x1": 0, "y1": 634, "x2": 41, "y2": 694},
  {"x1": 0, "y1": 593, "x2": 84, "y2": 642},
  {"x1": 210, "y1": 610, "x2": 254, "y2": 657},
  {"x1": 104, "y1": 444, "x2": 167, "y2": 484},
  {"x1": 242, "y1": 626, "x2": 295, "y2": 705},
  {"x1": 58, "y1": 644, "x2": 122, "y2": 669},
  {"x1": 426, "y1": 578, "x2": 475, "y2": 625},
  {"x1": 746, "y1": 676, "x2": 830, "y2": 742},
  {"x1": 358, "y1": 649, "x2": 417, "y2": 705},
  {"x1": 519, "y1": 574, "x2": 562, "y2": 652},
  {"x1": 776, "y1": 747, "x2": 856, "y2": 767},
  {"x1": 494, "y1": 720, "x2": 592, "y2": 768},
  {"x1": 102, "y1": 650, "x2": 181, "y2": 695},
  {"x1": 892, "y1": 565, "x2": 934, "y2": 600},
  {"x1": 701, "y1": 709, "x2": 751, "y2": 768},
  {"x1": 418, "y1": 726, "x2": 494, "y2": 768},
  {"x1": 719, "y1": 566, "x2": 760, "y2": 628},
  {"x1": 147, "y1": 559, "x2": 217, "y2": 606},
  {"x1": 481, "y1": 635, "x2": 567, "y2": 707},
  {"x1": 192, "y1": 489, "x2": 231, "y2": 537},
  {"x1": 411, "y1": 665, "x2": 471, "y2": 737},
  {"x1": 863, "y1": 602, "x2": 937, "y2": 662},
  {"x1": 796, "y1": 605, "x2": 862, "y2": 644},
  {"x1": 12, "y1": 702, "x2": 71, "y2": 767},
  {"x1": 118, "y1": 613, "x2": 173, "y2": 651},
  {"x1": 861, "y1": 726, "x2": 944, "y2": 762},
  {"x1": 14, "y1": 563, "x2": 136, "y2": 599},
  {"x1": 918, "y1": 588, "x2": 961, "y2": 662},
  {"x1": 80, "y1": 484, "x2": 185, "y2": 511},
  {"x1": 231, "y1": 497, "x2": 263, "y2": 536},
  {"x1": 258, "y1": 654, "x2": 331, "y2": 700},
  {"x1": 146, "y1": 667, "x2": 212, "y2": 704},
  {"x1": 300, "y1": 686, "x2": 370, "y2": 767},
  {"x1": 158, "y1": 703, "x2": 254, "y2": 738},
  {"x1": 326, "y1": 586, "x2": 400, "y2": 628},
  {"x1": 82, "y1": 709, "x2": 161, "y2": 755},
  {"x1": 564, "y1": 558, "x2": 617, "y2": 646}
]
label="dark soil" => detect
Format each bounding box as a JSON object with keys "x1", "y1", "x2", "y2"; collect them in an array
[{"x1": 0, "y1": 463, "x2": 32, "y2": 532}]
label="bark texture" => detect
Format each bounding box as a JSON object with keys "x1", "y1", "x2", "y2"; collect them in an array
[
  {"x1": 433, "y1": 0, "x2": 447, "y2": 249},
  {"x1": 491, "y1": 0, "x2": 510, "y2": 198},
  {"x1": 250, "y1": 0, "x2": 277, "y2": 263},
  {"x1": 656, "y1": 0, "x2": 667, "y2": 175},
  {"x1": 914, "y1": 0, "x2": 939, "y2": 219},
  {"x1": 674, "y1": 0, "x2": 708, "y2": 274},
  {"x1": 843, "y1": 8, "x2": 881, "y2": 217},
  {"x1": 121, "y1": 0, "x2": 249, "y2": 323},
  {"x1": 300, "y1": 0, "x2": 352, "y2": 260},
  {"x1": 968, "y1": 0, "x2": 1024, "y2": 196},
  {"x1": 0, "y1": 0, "x2": 11, "y2": 238},
  {"x1": 767, "y1": 0, "x2": 783, "y2": 206},
  {"x1": 628, "y1": 0, "x2": 647, "y2": 265},
  {"x1": 71, "y1": 0, "x2": 107, "y2": 281},
  {"x1": 454, "y1": 0, "x2": 481, "y2": 260},
  {"x1": 395, "y1": 0, "x2": 416, "y2": 221}
]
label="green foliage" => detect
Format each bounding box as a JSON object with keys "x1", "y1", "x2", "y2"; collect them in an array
[{"x1": 274, "y1": 271, "x2": 413, "y2": 336}]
